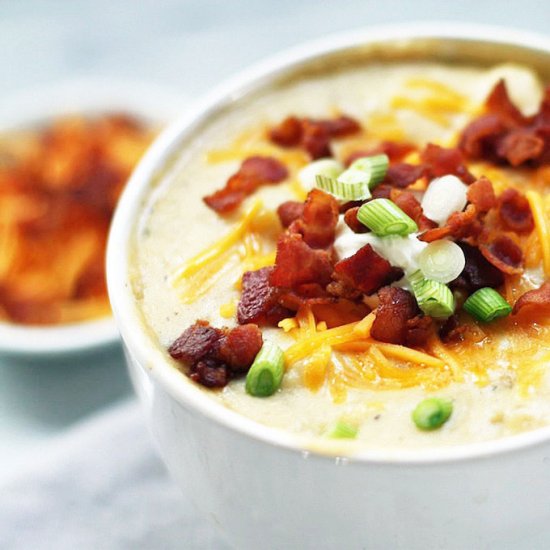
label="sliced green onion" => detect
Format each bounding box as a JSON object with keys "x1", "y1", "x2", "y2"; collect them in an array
[
  {"x1": 412, "y1": 397, "x2": 453, "y2": 431},
  {"x1": 409, "y1": 270, "x2": 455, "y2": 319},
  {"x1": 245, "y1": 342, "x2": 285, "y2": 397},
  {"x1": 418, "y1": 240, "x2": 466, "y2": 284},
  {"x1": 328, "y1": 421, "x2": 359, "y2": 439},
  {"x1": 298, "y1": 158, "x2": 344, "y2": 190},
  {"x1": 356, "y1": 198, "x2": 418, "y2": 236},
  {"x1": 349, "y1": 153, "x2": 389, "y2": 190},
  {"x1": 463, "y1": 287, "x2": 512, "y2": 322},
  {"x1": 316, "y1": 169, "x2": 372, "y2": 201}
]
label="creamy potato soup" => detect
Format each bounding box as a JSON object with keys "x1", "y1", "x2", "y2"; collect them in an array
[{"x1": 133, "y1": 61, "x2": 550, "y2": 450}]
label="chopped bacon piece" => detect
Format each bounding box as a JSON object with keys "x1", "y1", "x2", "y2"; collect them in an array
[
  {"x1": 419, "y1": 204, "x2": 480, "y2": 243},
  {"x1": 326, "y1": 279, "x2": 363, "y2": 300},
  {"x1": 451, "y1": 242, "x2": 504, "y2": 292},
  {"x1": 204, "y1": 156, "x2": 288, "y2": 214},
  {"x1": 371, "y1": 184, "x2": 393, "y2": 199},
  {"x1": 390, "y1": 190, "x2": 437, "y2": 232},
  {"x1": 238, "y1": 267, "x2": 291, "y2": 326},
  {"x1": 269, "y1": 116, "x2": 302, "y2": 147},
  {"x1": 291, "y1": 189, "x2": 339, "y2": 248},
  {"x1": 343, "y1": 206, "x2": 369, "y2": 233},
  {"x1": 269, "y1": 114, "x2": 361, "y2": 159},
  {"x1": 479, "y1": 235, "x2": 523, "y2": 275},
  {"x1": 270, "y1": 233, "x2": 334, "y2": 289},
  {"x1": 333, "y1": 244, "x2": 403, "y2": 296},
  {"x1": 385, "y1": 163, "x2": 426, "y2": 188},
  {"x1": 512, "y1": 281, "x2": 550, "y2": 315},
  {"x1": 319, "y1": 115, "x2": 361, "y2": 137},
  {"x1": 405, "y1": 315, "x2": 434, "y2": 347},
  {"x1": 459, "y1": 114, "x2": 505, "y2": 159},
  {"x1": 486, "y1": 79, "x2": 527, "y2": 127},
  {"x1": 190, "y1": 359, "x2": 229, "y2": 388},
  {"x1": 344, "y1": 141, "x2": 416, "y2": 166},
  {"x1": 339, "y1": 199, "x2": 365, "y2": 213},
  {"x1": 459, "y1": 80, "x2": 550, "y2": 167},
  {"x1": 168, "y1": 320, "x2": 221, "y2": 363},
  {"x1": 498, "y1": 188, "x2": 535, "y2": 233},
  {"x1": 497, "y1": 128, "x2": 544, "y2": 166},
  {"x1": 438, "y1": 314, "x2": 467, "y2": 344},
  {"x1": 466, "y1": 176, "x2": 496, "y2": 213},
  {"x1": 301, "y1": 119, "x2": 331, "y2": 159},
  {"x1": 169, "y1": 320, "x2": 263, "y2": 388},
  {"x1": 370, "y1": 287, "x2": 418, "y2": 345},
  {"x1": 420, "y1": 143, "x2": 475, "y2": 184},
  {"x1": 277, "y1": 288, "x2": 334, "y2": 313},
  {"x1": 277, "y1": 201, "x2": 304, "y2": 228},
  {"x1": 218, "y1": 324, "x2": 263, "y2": 371}
]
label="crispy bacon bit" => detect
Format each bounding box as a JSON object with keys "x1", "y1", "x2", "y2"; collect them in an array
[
  {"x1": 168, "y1": 320, "x2": 221, "y2": 363},
  {"x1": 371, "y1": 184, "x2": 393, "y2": 200},
  {"x1": 218, "y1": 324, "x2": 264, "y2": 371},
  {"x1": 277, "y1": 201, "x2": 304, "y2": 228},
  {"x1": 466, "y1": 176, "x2": 496, "y2": 213},
  {"x1": 451, "y1": 242, "x2": 504, "y2": 292},
  {"x1": 333, "y1": 244, "x2": 403, "y2": 296},
  {"x1": 270, "y1": 233, "x2": 334, "y2": 289},
  {"x1": 190, "y1": 359, "x2": 230, "y2": 388},
  {"x1": 204, "y1": 156, "x2": 288, "y2": 214},
  {"x1": 405, "y1": 315, "x2": 434, "y2": 347},
  {"x1": 419, "y1": 204, "x2": 481, "y2": 243},
  {"x1": 319, "y1": 115, "x2": 361, "y2": 137},
  {"x1": 486, "y1": 80, "x2": 526, "y2": 126},
  {"x1": 459, "y1": 114, "x2": 504, "y2": 160},
  {"x1": 420, "y1": 143, "x2": 475, "y2": 184},
  {"x1": 301, "y1": 119, "x2": 331, "y2": 159},
  {"x1": 370, "y1": 287, "x2": 417, "y2": 345},
  {"x1": 238, "y1": 267, "x2": 291, "y2": 326},
  {"x1": 390, "y1": 190, "x2": 437, "y2": 232},
  {"x1": 439, "y1": 314, "x2": 467, "y2": 344},
  {"x1": 269, "y1": 114, "x2": 361, "y2": 159},
  {"x1": 343, "y1": 206, "x2": 369, "y2": 233},
  {"x1": 497, "y1": 128, "x2": 544, "y2": 166},
  {"x1": 498, "y1": 188, "x2": 535, "y2": 233},
  {"x1": 277, "y1": 288, "x2": 334, "y2": 312},
  {"x1": 385, "y1": 163, "x2": 425, "y2": 188},
  {"x1": 269, "y1": 116, "x2": 302, "y2": 147},
  {"x1": 512, "y1": 281, "x2": 550, "y2": 315},
  {"x1": 479, "y1": 235, "x2": 523, "y2": 275},
  {"x1": 460, "y1": 80, "x2": 550, "y2": 167},
  {"x1": 291, "y1": 189, "x2": 339, "y2": 248},
  {"x1": 344, "y1": 141, "x2": 416, "y2": 166},
  {"x1": 326, "y1": 279, "x2": 362, "y2": 300},
  {"x1": 169, "y1": 320, "x2": 263, "y2": 388}
]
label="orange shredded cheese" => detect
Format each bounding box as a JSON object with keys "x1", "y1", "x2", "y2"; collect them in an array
[
  {"x1": 526, "y1": 190, "x2": 550, "y2": 276},
  {"x1": 303, "y1": 344, "x2": 332, "y2": 392}
]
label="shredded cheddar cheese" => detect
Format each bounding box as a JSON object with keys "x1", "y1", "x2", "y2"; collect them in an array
[{"x1": 526, "y1": 190, "x2": 550, "y2": 276}]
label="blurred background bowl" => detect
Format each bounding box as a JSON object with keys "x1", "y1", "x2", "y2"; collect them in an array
[{"x1": 0, "y1": 78, "x2": 185, "y2": 359}]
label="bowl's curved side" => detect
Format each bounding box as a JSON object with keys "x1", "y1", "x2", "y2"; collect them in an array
[{"x1": 107, "y1": 22, "x2": 550, "y2": 464}]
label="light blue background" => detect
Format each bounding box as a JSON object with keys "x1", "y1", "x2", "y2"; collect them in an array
[{"x1": 0, "y1": 0, "x2": 548, "y2": 475}]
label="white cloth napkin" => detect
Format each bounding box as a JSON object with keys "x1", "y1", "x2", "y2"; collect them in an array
[{"x1": 0, "y1": 399, "x2": 229, "y2": 550}]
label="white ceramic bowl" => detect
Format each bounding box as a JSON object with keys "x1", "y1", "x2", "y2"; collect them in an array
[
  {"x1": 0, "y1": 78, "x2": 185, "y2": 358},
  {"x1": 107, "y1": 24, "x2": 550, "y2": 549}
]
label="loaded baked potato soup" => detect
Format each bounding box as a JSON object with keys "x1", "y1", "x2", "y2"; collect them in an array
[{"x1": 132, "y1": 61, "x2": 550, "y2": 449}]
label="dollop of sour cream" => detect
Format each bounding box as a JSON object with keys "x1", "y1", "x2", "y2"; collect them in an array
[{"x1": 334, "y1": 219, "x2": 427, "y2": 276}]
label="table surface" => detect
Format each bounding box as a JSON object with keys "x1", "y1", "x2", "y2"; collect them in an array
[{"x1": 0, "y1": 0, "x2": 548, "y2": 479}]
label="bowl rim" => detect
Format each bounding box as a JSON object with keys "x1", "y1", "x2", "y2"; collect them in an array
[
  {"x1": 107, "y1": 21, "x2": 550, "y2": 464},
  {"x1": 0, "y1": 77, "x2": 185, "y2": 357}
]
